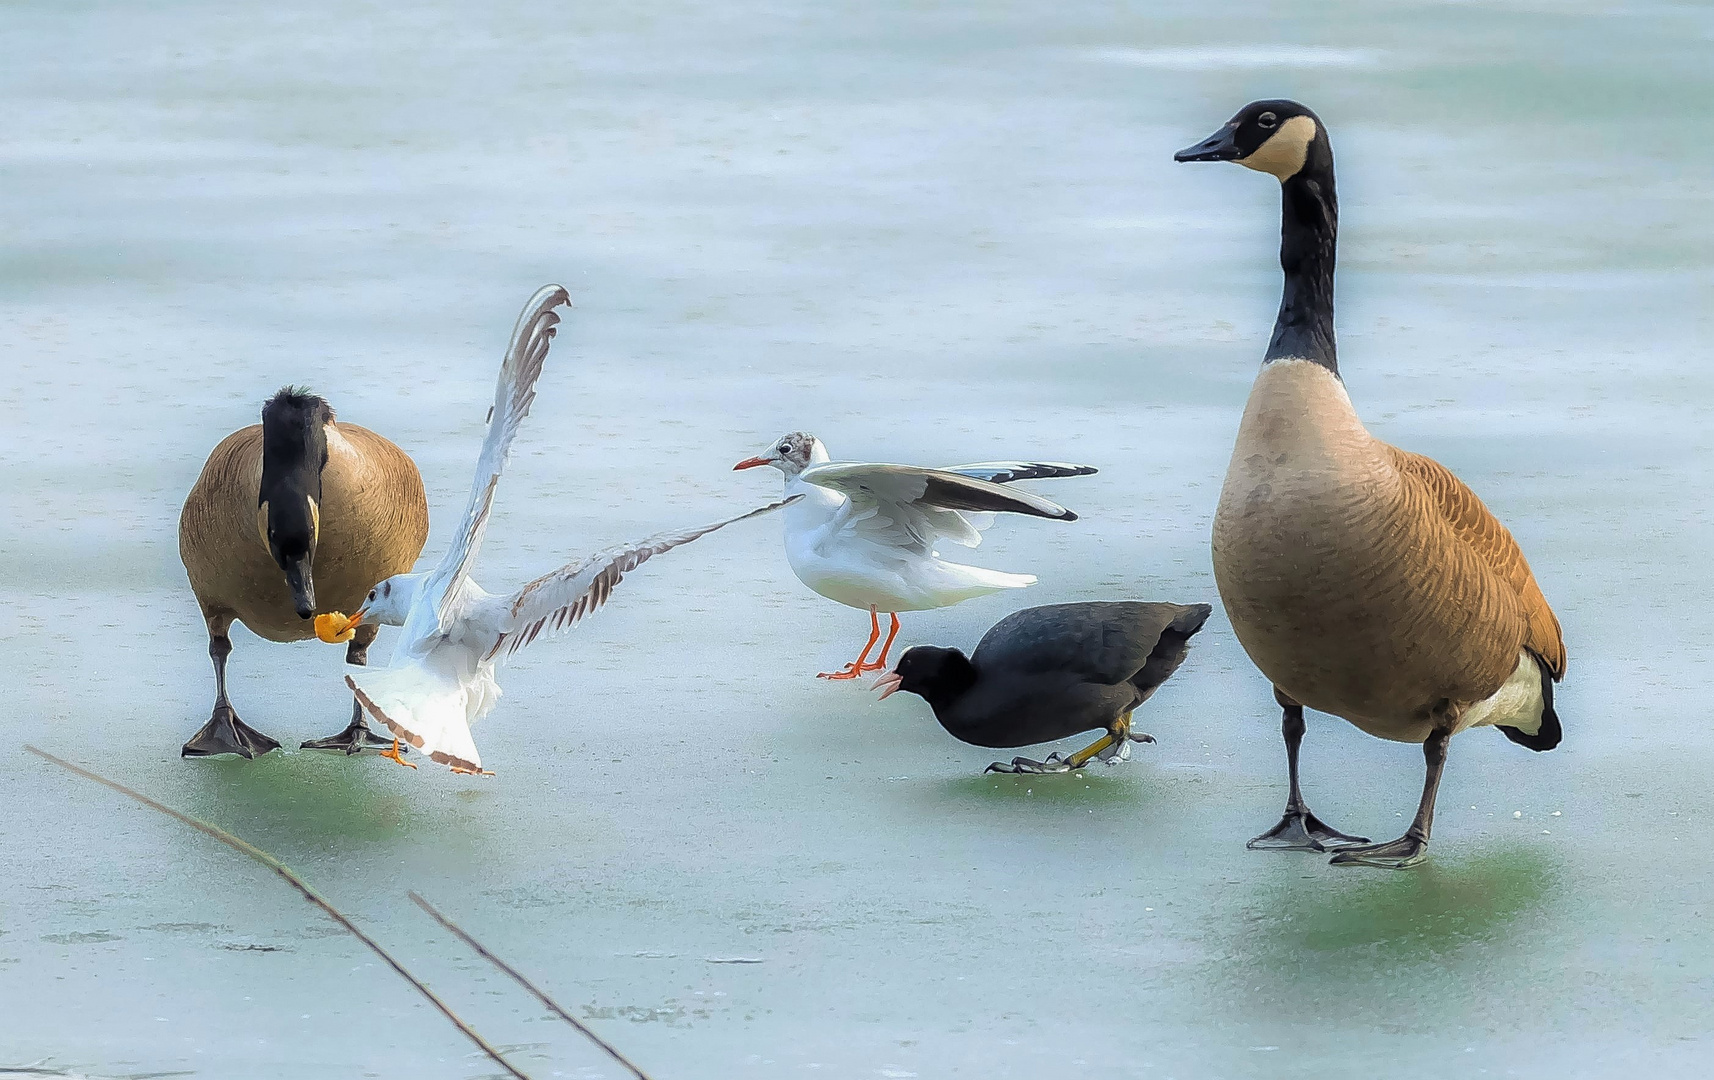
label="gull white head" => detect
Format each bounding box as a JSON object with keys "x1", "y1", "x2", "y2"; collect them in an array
[
  {"x1": 733, "y1": 431, "x2": 828, "y2": 481},
  {"x1": 350, "y1": 572, "x2": 429, "y2": 628}
]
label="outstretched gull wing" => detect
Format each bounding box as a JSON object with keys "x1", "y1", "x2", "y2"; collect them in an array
[
  {"x1": 487, "y1": 496, "x2": 799, "y2": 659},
  {"x1": 411, "y1": 285, "x2": 570, "y2": 640},
  {"x1": 801, "y1": 462, "x2": 1077, "y2": 519},
  {"x1": 797, "y1": 461, "x2": 1078, "y2": 552},
  {"x1": 943, "y1": 461, "x2": 1097, "y2": 485}
]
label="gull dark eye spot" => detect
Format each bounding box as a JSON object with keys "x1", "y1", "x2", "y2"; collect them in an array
[{"x1": 1257, "y1": 111, "x2": 1278, "y2": 130}]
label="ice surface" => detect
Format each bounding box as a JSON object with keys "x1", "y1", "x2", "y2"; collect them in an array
[{"x1": 2, "y1": 1, "x2": 1712, "y2": 1077}]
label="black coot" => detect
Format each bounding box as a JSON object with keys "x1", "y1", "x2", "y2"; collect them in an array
[{"x1": 874, "y1": 601, "x2": 1212, "y2": 773}]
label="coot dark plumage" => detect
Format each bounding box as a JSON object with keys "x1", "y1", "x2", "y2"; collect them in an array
[{"x1": 873, "y1": 601, "x2": 1212, "y2": 773}]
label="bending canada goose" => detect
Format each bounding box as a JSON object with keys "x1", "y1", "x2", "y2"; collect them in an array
[
  {"x1": 1175, "y1": 100, "x2": 1566, "y2": 868},
  {"x1": 179, "y1": 388, "x2": 429, "y2": 758}
]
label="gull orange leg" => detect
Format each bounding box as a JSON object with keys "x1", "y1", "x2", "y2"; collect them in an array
[
  {"x1": 818, "y1": 606, "x2": 883, "y2": 680},
  {"x1": 867, "y1": 613, "x2": 902, "y2": 672},
  {"x1": 380, "y1": 737, "x2": 417, "y2": 770}
]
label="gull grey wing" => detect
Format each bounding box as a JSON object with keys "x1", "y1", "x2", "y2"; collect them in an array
[
  {"x1": 802, "y1": 462, "x2": 1078, "y2": 521},
  {"x1": 418, "y1": 285, "x2": 571, "y2": 635},
  {"x1": 488, "y1": 496, "x2": 800, "y2": 659},
  {"x1": 944, "y1": 461, "x2": 1098, "y2": 485}
]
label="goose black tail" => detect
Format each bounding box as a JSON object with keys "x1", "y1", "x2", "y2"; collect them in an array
[{"x1": 1499, "y1": 654, "x2": 1562, "y2": 752}]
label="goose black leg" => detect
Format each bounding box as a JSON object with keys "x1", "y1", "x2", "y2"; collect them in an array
[
  {"x1": 1330, "y1": 723, "x2": 1451, "y2": 870},
  {"x1": 1248, "y1": 694, "x2": 1367, "y2": 851},
  {"x1": 300, "y1": 624, "x2": 397, "y2": 755},
  {"x1": 183, "y1": 622, "x2": 281, "y2": 759}
]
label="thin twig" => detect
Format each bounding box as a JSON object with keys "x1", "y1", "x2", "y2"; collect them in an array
[
  {"x1": 409, "y1": 891, "x2": 658, "y2": 1080},
  {"x1": 24, "y1": 745, "x2": 533, "y2": 1080}
]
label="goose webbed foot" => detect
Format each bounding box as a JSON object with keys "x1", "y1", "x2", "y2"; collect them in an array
[
  {"x1": 299, "y1": 707, "x2": 397, "y2": 756},
  {"x1": 1328, "y1": 832, "x2": 1430, "y2": 870},
  {"x1": 1247, "y1": 807, "x2": 1369, "y2": 852},
  {"x1": 182, "y1": 706, "x2": 281, "y2": 759}
]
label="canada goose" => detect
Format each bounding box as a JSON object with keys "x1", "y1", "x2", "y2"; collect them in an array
[
  {"x1": 873, "y1": 601, "x2": 1211, "y2": 774},
  {"x1": 178, "y1": 388, "x2": 429, "y2": 758},
  {"x1": 1174, "y1": 100, "x2": 1566, "y2": 868},
  {"x1": 734, "y1": 432, "x2": 1093, "y2": 678}
]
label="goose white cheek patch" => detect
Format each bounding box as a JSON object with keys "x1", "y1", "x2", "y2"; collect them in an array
[{"x1": 1239, "y1": 115, "x2": 1318, "y2": 180}]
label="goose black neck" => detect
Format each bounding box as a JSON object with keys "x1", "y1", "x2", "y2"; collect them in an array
[
  {"x1": 258, "y1": 389, "x2": 330, "y2": 508},
  {"x1": 1265, "y1": 164, "x2": 1338, "y2": 373}
]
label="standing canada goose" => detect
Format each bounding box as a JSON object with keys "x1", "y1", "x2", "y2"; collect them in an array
[
  {"x1": 1174, "y1": 100, "x2": 1566, "y2": 868},
  {"x1": 178, "y1": 388, "x2": 429, "y2": 758}
]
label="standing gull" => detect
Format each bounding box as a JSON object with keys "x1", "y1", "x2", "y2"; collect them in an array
[
  {"x1": 317, "y1": 285, "x2": 795, "y2": 773},
  {"x1": 734, "y1": 432, "x2": 1094, "y2": 679}
]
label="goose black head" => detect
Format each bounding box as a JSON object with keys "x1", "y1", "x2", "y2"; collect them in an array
[
  {"x1": 873, "y1": 645, "x2": 979, "y2": 711},
  {"x1": 257, "y1": 387, "x2": 334, "y2": 619},
  {"x1": 1174, "y1": 99, "x2": 1329, "y2": 181}
]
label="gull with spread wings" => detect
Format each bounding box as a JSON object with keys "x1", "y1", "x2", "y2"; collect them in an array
[
  {"x1": 734, "y1": 432, "x2": 1094, "y2": 679},
  {"x1": 318, "y1": 286, "x2": 795, "y2": 774}
]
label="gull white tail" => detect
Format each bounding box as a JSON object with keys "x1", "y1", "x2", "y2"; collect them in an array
[{"x1": 347, "y1": 663, "x2": 486, "y2": 773}]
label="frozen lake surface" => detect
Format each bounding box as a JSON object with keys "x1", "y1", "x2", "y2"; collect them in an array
[{"x1": 3, "y1": 0, "x2": 1713, "y2": 1076}]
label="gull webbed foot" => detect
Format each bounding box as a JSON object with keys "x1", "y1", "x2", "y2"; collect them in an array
[
  {"x1": 379, "y1": 737, "x2": 417, "y2": 770},
  {"x1": 182, "y1": 706, "x2": 281, "y2": 759},
  {"x1": 1247, "y1": 807, "x2": 1370, "y2": 852},
  {"x1": 817, "y1": 661, "x2": 885, "y2": 680}
]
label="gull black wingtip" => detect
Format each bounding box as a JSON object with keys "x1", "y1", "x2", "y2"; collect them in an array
[{"x1": 1174, "y1": 126, "x2": 1240, "y2": 163}]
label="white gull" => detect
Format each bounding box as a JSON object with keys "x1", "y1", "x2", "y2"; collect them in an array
[
  {"x1": 733, "y1": 431, "x2": 1094, "y2": 679},
  {"x1": 332, "y1": 286, "x2": 794, "y2": 773}
]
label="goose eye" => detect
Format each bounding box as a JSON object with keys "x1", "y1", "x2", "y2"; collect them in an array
[{"x1": 1257, "y1": 111, "x2": 1278, "y2": 130}]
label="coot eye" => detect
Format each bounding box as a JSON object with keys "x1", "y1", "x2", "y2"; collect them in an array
[{"x1": 1257, "y1": 111, "x2": 1278, "y2": 130}]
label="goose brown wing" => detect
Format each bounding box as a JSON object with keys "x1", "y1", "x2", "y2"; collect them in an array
[{"x1": 1385, "y1": 446, "x2": 1566, "y2": 679}]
